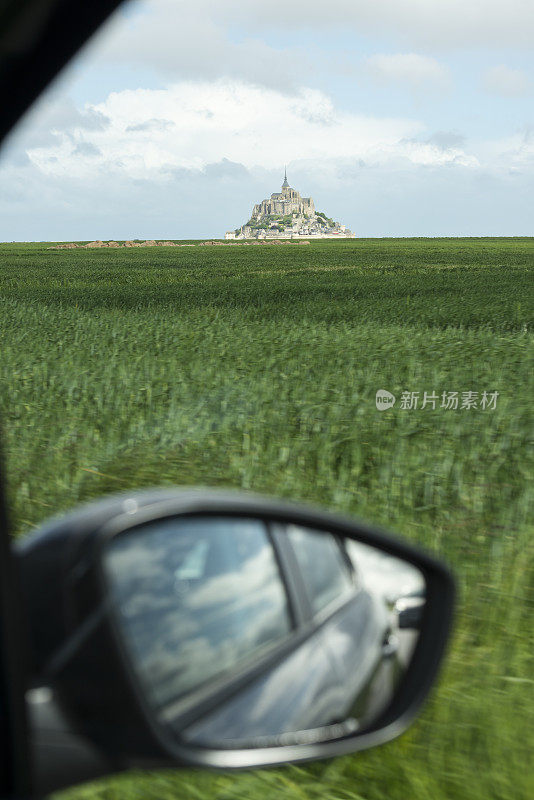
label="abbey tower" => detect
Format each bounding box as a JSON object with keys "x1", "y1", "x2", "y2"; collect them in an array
[{"x1": 250, "y1": 168, "x2": 315, "y2": 219}]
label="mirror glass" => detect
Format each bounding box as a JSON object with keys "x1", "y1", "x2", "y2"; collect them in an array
[{"x1": 103, "y1": 515, "x2": 426, "y2": 749}]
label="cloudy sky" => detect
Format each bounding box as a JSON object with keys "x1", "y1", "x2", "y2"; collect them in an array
[{"x1": 1, "y1": 0, "x2": 533, "y2": 240}]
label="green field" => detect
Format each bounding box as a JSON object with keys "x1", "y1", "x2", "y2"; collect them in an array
[{"x1": 1, "y1": 238, "x2": 533, "y2": 800}]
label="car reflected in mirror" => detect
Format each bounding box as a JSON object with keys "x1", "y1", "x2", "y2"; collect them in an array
[{"x1": 103, "y1": 514, "x2": 426, "y2": 749}]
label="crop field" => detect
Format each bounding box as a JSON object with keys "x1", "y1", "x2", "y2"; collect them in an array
[{"x1": 1, "y1": 237, "x2": 533, "y2": 800}]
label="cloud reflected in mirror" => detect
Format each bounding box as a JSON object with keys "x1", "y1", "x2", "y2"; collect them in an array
[{"x1": 103, "y1": 515, "x2": 426, "y2": 749}]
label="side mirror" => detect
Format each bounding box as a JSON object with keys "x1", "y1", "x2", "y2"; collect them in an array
[{"x1": 17, "y1": 489, "x2": 454, "y2": 794}]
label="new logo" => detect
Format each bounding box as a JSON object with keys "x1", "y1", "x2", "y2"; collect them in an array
[{"x1": 376, "y1": 390, "x2": 396, "y2": 410}]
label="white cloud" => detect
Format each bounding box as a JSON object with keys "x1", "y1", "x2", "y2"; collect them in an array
[
  {"x1": 397, "y1": 140, "x2": 477, "y2": 169},
  {"x1": 480, "y1": 127, "x2": 534, "y2": 172},
  {"x1": 83, "y1": 0, "x2": 534, "y2": 100},
  {"x1": 86, "y1": 0, "x2": 311, "y2": 93},
  {"x1": 426, "y1": 132, "x2": 466, "y2": 150},
  {"x1": 2, "y1": 152, "x2": 532, "y2": 241},
  {"x1": 3, "y1": 94, "x2": 110, "y2": 152},
  {"x1": 27, "y1": 80, "x2": 431, "y2": 179},
  {"x1": 482, "y1": 65, "x2": 531, "y2": 97},
  {"x1": 364, "y1": 54, "x2": 450, "y2": 92},
  {"x1": 2, "y1": 0, "x2": 533, "y2": 240},
  {"x1": 221, "y1": 0, "x2": 534, "y2": 49}
]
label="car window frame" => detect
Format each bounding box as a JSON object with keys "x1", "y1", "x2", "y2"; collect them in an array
[
  {"x1": 100, "y1": 516, "x2": 303, "y2": 730},
  {"x1": 0, "y1": 456, "x2": 32, "y2": 799},
  {"x1": 0, "y1": 2, "x2": 138, "y2": 795},
  {"x1": 100, "y1": 516, "x2": 358, "y2": 738},
  {"x1": 158, "y1": 521, "x2": 363, "y2": 736},
  {"x1": 282, "y1": 525, "x2": 361, "y2": 623}
]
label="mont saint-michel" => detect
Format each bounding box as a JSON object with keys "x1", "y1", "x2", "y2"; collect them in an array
[{"x1": 225, "y1": 171, "x2": 355, "y2": 241}]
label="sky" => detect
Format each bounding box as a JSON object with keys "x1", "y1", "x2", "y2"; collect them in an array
[{"x1": 0, "y1": 0, "x2": 533, "y2": 240}]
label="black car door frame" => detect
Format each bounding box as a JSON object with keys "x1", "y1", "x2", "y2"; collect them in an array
[
  {"x1": 0, "y1": 456, "x2": 31, "y2": 799},
  {"x1": 0, "y1": 1, "x2": 128, "y2": 793}
]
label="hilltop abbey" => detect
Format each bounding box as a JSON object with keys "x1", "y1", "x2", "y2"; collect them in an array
[{"x1": 225, "y1": 170, "x2": 355, "y2": 240}]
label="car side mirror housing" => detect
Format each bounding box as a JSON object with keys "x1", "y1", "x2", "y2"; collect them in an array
[{"x1": 17, "y1": 489, "x2": 455, "y2": 794}]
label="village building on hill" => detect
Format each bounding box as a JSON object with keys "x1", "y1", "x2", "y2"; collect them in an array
[{"x1": 225, "y1": 170, "x2": 355, "y2": 240}]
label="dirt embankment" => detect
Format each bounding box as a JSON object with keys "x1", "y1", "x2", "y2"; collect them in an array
[{"x1": 49, "y1": 239, "x2": 312, "y2": 250}]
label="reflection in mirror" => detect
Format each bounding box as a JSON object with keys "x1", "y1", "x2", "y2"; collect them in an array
[{"x1": 103, "y1": 516, "x2": 426, "y2": 750}]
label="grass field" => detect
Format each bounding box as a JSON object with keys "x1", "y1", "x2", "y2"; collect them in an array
[{"x1": 1, "y1": 237, "x2": 533, "y2": 800}]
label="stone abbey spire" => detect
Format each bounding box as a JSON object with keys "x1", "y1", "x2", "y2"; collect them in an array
[{"x1": 282, "y1": 166, "x2": 290, "y2": 189}]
